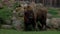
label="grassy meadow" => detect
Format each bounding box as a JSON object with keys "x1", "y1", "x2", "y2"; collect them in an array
[{"x1": 0, "y1": 29, "x2": 60, "y2": 34}]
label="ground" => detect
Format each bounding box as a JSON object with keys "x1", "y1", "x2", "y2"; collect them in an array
[{"x1": 0, "y1": 29, "x2": 60, "y2": 34}]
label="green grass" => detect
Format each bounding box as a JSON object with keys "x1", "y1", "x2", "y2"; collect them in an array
[
  {"x1": 48, "y1": 8, "x2": 58, "y2": 15},
  {"x1": 0, "y1": 29, "x2": 60, "y2": 34},
  {"x1": 48, "y1": 8, "x2": 60, "y2": 18}
]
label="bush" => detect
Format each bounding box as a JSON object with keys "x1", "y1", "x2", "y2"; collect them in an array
[{"x1": 0, "y1": 6, "x2": 12, "y2": 20}]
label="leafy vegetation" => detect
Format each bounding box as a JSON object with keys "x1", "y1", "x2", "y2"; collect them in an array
[{"x1": 0, "y1": 6, "x2": 12, "y2": 20}]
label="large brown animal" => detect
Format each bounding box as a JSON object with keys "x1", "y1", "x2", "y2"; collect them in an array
[{"x1": 24, "y1": 3, "x2": 48, "y2": 31}]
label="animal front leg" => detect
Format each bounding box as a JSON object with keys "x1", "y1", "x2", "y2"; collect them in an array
[{"x1": 41, "y1": 19, "x2": 47, "y2": 31}]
